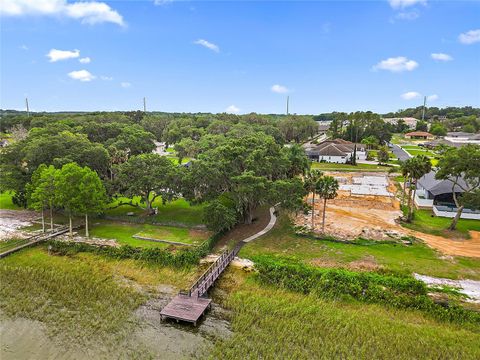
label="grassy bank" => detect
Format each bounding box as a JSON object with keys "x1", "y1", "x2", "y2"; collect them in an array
[
  {"x1": 211, "y1": 271, "x2": 480, "y2": 359},
  {"x1": 239, "y1": 216, "x2": 480, "y2": 280},
  {"x1": 403, "y1": 209, "x2": 480, "y2": 239}
]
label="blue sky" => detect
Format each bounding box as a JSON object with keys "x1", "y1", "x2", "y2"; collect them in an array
[{"x1": 1, "y1": 0, "x2": 479, "y2": 114}]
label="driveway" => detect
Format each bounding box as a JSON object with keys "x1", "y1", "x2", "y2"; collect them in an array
[{"x1": 391, "y1": 144, "x2": 411, "y2": 161}]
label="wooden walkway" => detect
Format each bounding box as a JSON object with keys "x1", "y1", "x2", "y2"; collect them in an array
[
  {"x1": 160, "y1": 207, "x2": 277, "y2": 325},
  {"x1": 0, "y1": 226, "x2": 71, "y2": 259}
]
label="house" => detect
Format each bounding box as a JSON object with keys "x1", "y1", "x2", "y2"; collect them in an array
[
  {"x1": 383, "y1": 117, "x2": 418, "y2": 129},
  {"x1": 304, "y1": 139, "x2": 366, "y2": 164},
  {"x1": 317, "y1": 121, "x2": 331, "y2": 135},
  {"x1": 405, "y1": 131, "x2": 434, "y2": 140},
  {"x1": 414, "y1": 171, "x2": 480, "y2": 220},
  {"x1": 444, "y1": 132, "x2": 480, "y2": 145}
]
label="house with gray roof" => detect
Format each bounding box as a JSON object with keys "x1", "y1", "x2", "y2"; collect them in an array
[
  {"x1": 304, "y1": 139, "x2": 366, "y2": 164},
  {"x1": 414, "y1": 171, "x2": 480, "y2": 220}
]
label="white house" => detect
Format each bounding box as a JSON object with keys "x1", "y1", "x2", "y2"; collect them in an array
[
  {"x1": 444, "y1": 132, "x2": 480, "y2": 145},
  {"x1": 304, "y1": 139, "x2": 366, "y2": 164},
  {"x1": 414, "y1": 171, "x2": 480, "y2": 220}
]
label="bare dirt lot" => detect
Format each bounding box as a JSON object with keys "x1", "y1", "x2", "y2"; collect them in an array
[{"x1": 296, "y1": 172, "x2": 480, "y2": 258}]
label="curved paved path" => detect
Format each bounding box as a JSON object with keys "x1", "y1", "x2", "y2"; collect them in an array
[{"x1": 242, "y1": 207, "x2": 277, "y2": 243}]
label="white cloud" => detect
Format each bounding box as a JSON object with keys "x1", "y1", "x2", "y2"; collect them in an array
[
  {"x1": 401, "y1": 91, "x2": 421, "y2": 100},
  {"x1": 431, "y1": 53, "x2": 453, "y2": 62},
  {"x1": 47, "y1": 48, "x2": 80, "y2": 62},
  {"x1": 373, "y1": 56, "x2": 418, "y2": 72},
  {"x1": 79, "y1": 57, "x2": 91, "y2": 64},
  {"x1": 271, "y1": 84, "x2": 289, "y2": 94},
  {"x1": 154, "y1": 0, "x2": 174, "y2": 5},
  {"x1": 68, "y1": 69, "x2": 95, "y2": 82},
  {"x1": 0, "y1": 0, "x2": 125, "y2": 26},
  {"x1": 395, "y1": 11, "x2": 419, "y2": 20},
  {"x1": 194, "y1": 39, "x2": 219, "y2": 53},
  {"x1": 120, "y1": 82, "x2": 131, "y2": 88},
  {"x1": 459, "y1": 29, "x2": 480, "y2": 45},
  {"x1": 427, "y1": 94, "x2": 438, "y2": 102},
  {"x1": 100, "y1": 75, "x2": 113, "y2": 81},
  {"x1": 19, "y1": 44, "x2": 28, "y2": 50},
  {"x1": 388, "y1": 0, "x2": 426, "y2": 9},
  {"x1": 225, "y1": 105, "x2": 240, "y2": 114}
]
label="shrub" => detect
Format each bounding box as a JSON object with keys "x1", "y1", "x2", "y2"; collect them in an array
[{"x1": 252, "y1": 255, "x2": 480, "y2": 326}]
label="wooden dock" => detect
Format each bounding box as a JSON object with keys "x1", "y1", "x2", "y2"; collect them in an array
[
  {"x1": 160, "y1": 206, "x2": 278, "y2": 325},
  {"x1": 0, "y1": 226, "x2": 71, "y2": 259}
]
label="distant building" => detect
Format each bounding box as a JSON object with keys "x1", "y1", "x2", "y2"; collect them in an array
[
  {"x1": 404, "y1": 131, "x2": 434, "y2": 140},
  {"x1": 444, "y1": 132, "x2": 480, "y2": 145},
  {"x1": 414, "y1": 171, "x2": 480, "y2": 220},
  {"x1": 304, "y1": 139, "x2": 366, "y2": 164},
  {"x1": 317, "y1": 121, "x2": 331, "y2": 135},
  {"x1": 383, "y1": 117, "x2": 418, "y2": 129}
]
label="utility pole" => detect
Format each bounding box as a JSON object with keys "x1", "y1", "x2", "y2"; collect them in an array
[
  {"x1": 25, "y1": 97, "x2": 30, "y2": 117},
  {"x1": 286, "y1": 96, "x2": 289, "y2": 115},
  {"x1": 143, "y1": 97, "x2": 147, "y2": 112},
  {"x1": 421, "y1": 96, "x2": 426, "y2": 122}
]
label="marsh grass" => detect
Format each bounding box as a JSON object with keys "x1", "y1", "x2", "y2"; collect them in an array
[
  {"x1": 0, "y1": 247, "x2": 204, "y2": 357},
  {"x1": 210, "y1": 276, "x2": 480, "y2": 359}
]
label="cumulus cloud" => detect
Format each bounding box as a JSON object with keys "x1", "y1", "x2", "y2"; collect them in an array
[
  {"x1": 68, "y1": 69, "x2": 95, "y2": 82},
  {"x1": 373, "y1": 56, "x2": 418, "y2": 72},
  {"x1": 0, "y1": 0, "x2": 125, "y2": 26},
  {"x1": 388, "y1": 0, "x2": 426, "y2": 9},
  {"x1": 225, "y1": 105, "x2": 240, "y2": 113},
  {"x1": 194, "y1": 39, "x2": 219, "y2": 53},
  {"x1": 401, "y1": 91, "x2": 421, "y2": 100},
  {"x1": 120, "y1": 82, "x2": 131, "y2": 88},
  {"x1": 271, "y1": 84, "x2": 289, "y2": 94},
  {"x1": 427, "y1": 94, "x2": 438, "y2": 102},
  {"x1": 100, "y1": 75, "x2": 113, "y2": 81},
  {"x1": 154, "y1": 0, "x2": 174, "y2": 5},
  {"x1": 395, "y1": 11, "x2": 419, "y2": 21},
  {"x1": 79, "y1": 57, "x2": 91, "y2": 64},
  {"x1": 459, "y1": 29, "x2": 480, "y2": 45},
  {"x1": 47, "y1": 48, "x2": 80, "y2": 62},
  {"x1": 431, "y1": 53, "x2": 453, "y2": 62}
]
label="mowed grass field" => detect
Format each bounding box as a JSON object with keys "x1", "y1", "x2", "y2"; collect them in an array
[
  {"x1": 84, "y1": 220, "x2": 210, "y2": 248},
  {"x1": 210, "y1": 270, "x2": 480, "y2": 359},
  {"x1": 404, "y1": 209, "x2": 480, "y2": 239},
  {"x1": 239, "y1": 216, "x2": 480, "y2": 280},
  {"x1": 0, "y1": 192, "x2": 21, "y2": 210},
  {"x1": 106, "y1": 196, "x2": 205, "y2": 226}
]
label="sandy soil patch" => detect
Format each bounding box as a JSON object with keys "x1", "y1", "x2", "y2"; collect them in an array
[
  {"x1": 0, "y1": 210, "x2": 38, "y2": 240},
  {"x1": 415, "y1": 274, "x2": 480, "y2": 303},
  {"x1": 297, "y1": 172, "x2": 480, "y2": 258}
]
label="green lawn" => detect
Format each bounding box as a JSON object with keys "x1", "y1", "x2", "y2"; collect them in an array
[
  {"x1": 0, "y1": 192, "x2": 22, "y2": 210},
  {"x1": 210, "y1": 270, "x2": 480, "y2": 359},
  {"x1": 105, "y1": 196, "x2": 205, "y2": 226},
  {"x1": 85, "y1": 220, "x2": 210, "y2": 248},
  {"x1": 311, "y1": 162, "x2": 391, "y2": 172},
  {"x1": 403, "y1": 209, "x2": 480, "y2": 239},
  {"x1": 239, "y1": 216, "x2": 480, "y2": 280}
]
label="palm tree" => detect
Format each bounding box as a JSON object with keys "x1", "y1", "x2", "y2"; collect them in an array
[
  {"x1": 400, "y1": 160, "x2": 412, "y2": 207},
  {"x1": 406, "y1": 155, "x2": 432, "y2": 222},
  {"x1": 303, "y1": 170, "x2": 323, "y2": 229},
  {"x1": 316, "y1": 175, "x2": 339, "y2": 233}
]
